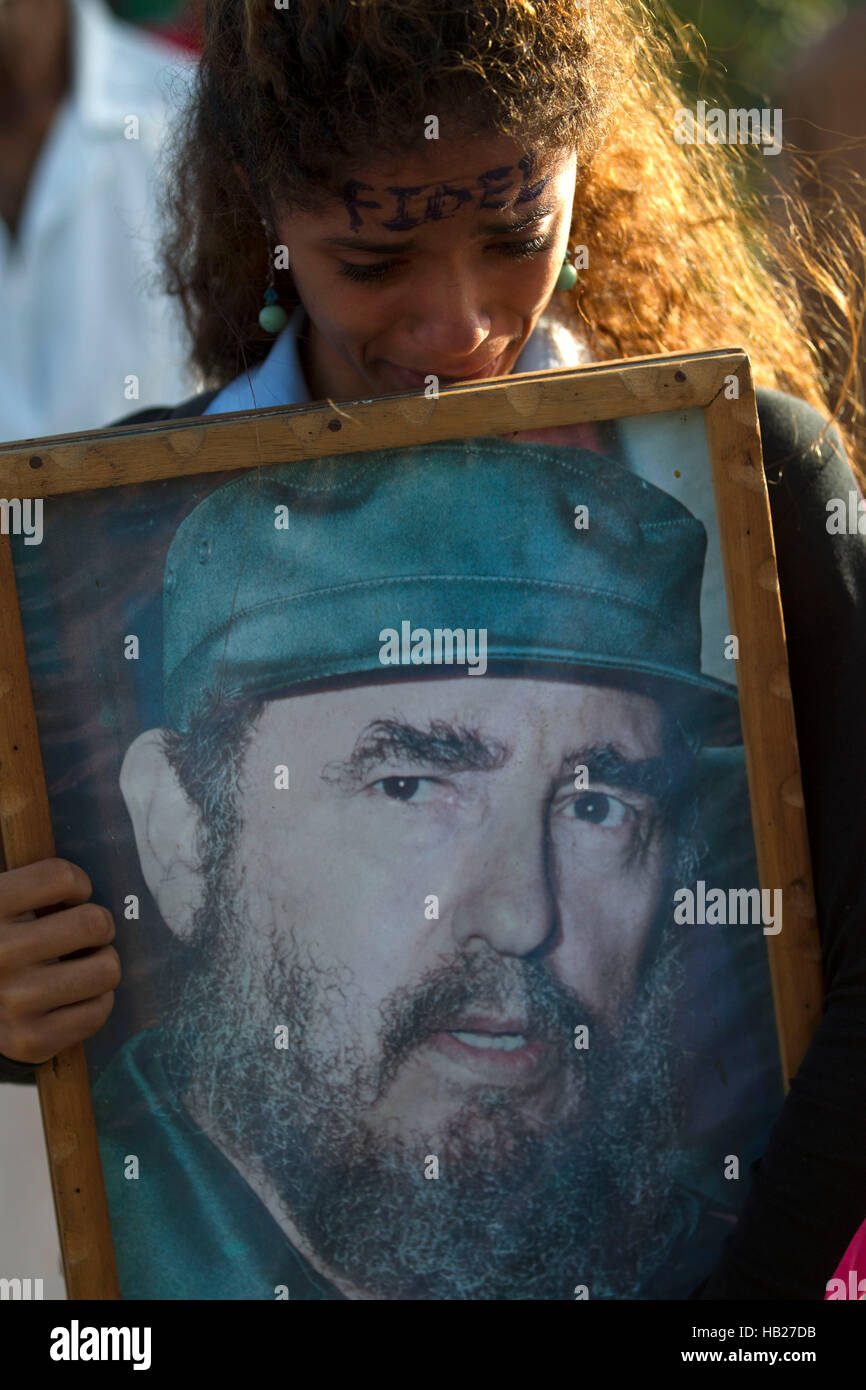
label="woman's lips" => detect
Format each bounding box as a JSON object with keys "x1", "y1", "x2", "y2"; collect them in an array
[{"x1": 381, "y1": 351, "x2": 507, "y2": 391}]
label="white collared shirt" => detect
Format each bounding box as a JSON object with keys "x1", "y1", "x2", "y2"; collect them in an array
[{"x1": 0, "y1": 0, "x2": 199, "y2": 442}]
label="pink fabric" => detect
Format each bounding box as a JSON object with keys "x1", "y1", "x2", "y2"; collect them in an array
[
  {"x1": 508, "y1": 422, "x2": 605, "y2": 452},
  {"x1": 825, "y1": 1217, "x2": 866, "y2": 1298}
]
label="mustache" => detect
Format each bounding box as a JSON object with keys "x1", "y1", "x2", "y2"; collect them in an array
[{"x1": 378, "y1": 951, "x2": 593, "y2": 1073}]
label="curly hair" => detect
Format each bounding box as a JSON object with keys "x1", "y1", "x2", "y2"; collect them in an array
[{"x1": 161, "y1": 0, "x2": 865, "y2": 467}]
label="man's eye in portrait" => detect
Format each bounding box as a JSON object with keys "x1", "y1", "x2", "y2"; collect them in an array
[
  {"x1": 550, "y1": 783, "x2": 658, "y2": 866},
  {"x1": 370, "y1": 774, "x2": 451, "y2": 805},
  {"x1": 567, "y1": 790, "x2": 631, "y2": 828},
  {"x1": 368, "y1": 778, "x2": 641, "y2": 823}
]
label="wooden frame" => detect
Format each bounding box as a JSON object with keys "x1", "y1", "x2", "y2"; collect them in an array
[{"x1": 0, "y1": 349, "x2": 822, "y2": 1300}]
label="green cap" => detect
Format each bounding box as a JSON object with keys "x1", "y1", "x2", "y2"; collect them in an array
[{"x1": 162, "y1": 439, "x2": 740, "y2": 744}]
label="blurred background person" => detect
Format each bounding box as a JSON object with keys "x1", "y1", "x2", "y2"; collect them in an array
[
  {"x1": 674, "y1": 0, "x2": 866, "y2": 463},
  {"x1": 779, "y1": 6, "x2": 866, "y2": 467},
  {"x1": 0, "y1": 0, "x2": 200, "y2": 441}
]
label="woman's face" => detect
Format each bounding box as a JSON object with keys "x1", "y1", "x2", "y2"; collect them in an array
[{"x1": 274, "y1": 134, "x2": 578, "y2": 401}]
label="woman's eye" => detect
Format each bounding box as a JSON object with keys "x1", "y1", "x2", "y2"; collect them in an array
[
  {"x1": 495, "y1": 231, "x2": 555, "y2": 260},
  {"x1": 570, "y1": 793, "x2": 630, "y2": 827},
  {"x1": 338, "y1": 230, "x2": 555, "y2": 284},
  {"x1": 338, "y1": 259, "x2": 394, "y2": 283}
]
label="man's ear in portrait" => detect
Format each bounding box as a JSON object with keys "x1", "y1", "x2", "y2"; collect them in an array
[{"x1": 120, "y1": 728, "x2": 205, "y2": 941}]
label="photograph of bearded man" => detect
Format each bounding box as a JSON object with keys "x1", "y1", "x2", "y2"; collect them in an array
[{"x1": 95, "y1": 439, "x2": 765, "y2": 1300}]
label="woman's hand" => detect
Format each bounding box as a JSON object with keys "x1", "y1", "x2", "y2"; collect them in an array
[{"x1": 0, "y1": 859, "x2": 120, "y2": 1065}]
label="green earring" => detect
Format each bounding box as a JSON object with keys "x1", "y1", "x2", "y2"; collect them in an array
[
  {"x1": 259, "y1": 218, "x2": 289, "y2": 334},
  {"x1": 556, "y1": 254, "x2": 578, "y2": 292},
  {"x1": 259, "y1": 286, "x2": 288, "y2": 334}
]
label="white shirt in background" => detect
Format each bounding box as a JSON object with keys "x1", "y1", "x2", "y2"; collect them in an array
[{"x1": 0, "y1": 0, "x2": 199, "y2": 442}]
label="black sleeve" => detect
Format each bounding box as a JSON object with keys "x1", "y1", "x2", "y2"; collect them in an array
[
  {"x1": 107, "y1": 386, "x2": 221, "y2": 427},
  {"x1": 0, "y1": 1052, "x2": 37, "y2": 1082},
  {"x1": 694, "y1": 387, "x2": 866, "y2": 1299},
  {"x1": 109, "y1": 406, "x2": 175, "y2": 425}
]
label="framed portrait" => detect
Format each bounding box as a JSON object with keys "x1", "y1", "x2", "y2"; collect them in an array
[{"x1": 0, "y1": 350, "x2": 823, "y2": 1301}]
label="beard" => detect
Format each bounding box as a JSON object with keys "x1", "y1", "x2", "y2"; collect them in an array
[{"x1": 158, "y1": 872, "x2": 689, "y2": 1300}]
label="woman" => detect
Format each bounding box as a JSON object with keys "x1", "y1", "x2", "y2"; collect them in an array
[{"x1": 1, "y1": 0, "x2": 864, "y2": 1300}]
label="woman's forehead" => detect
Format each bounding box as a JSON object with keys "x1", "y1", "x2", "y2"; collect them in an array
[
  {"x1": 343, "y1": 131, "x2": 570, "y2": 186},
  {"x1": 290, "y1": 141, "x2": 575, "y2": 235}
]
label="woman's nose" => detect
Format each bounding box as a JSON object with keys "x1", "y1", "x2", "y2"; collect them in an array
[{"x1": 404, "y1": 262, "x2": 492, "y2": 364}]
